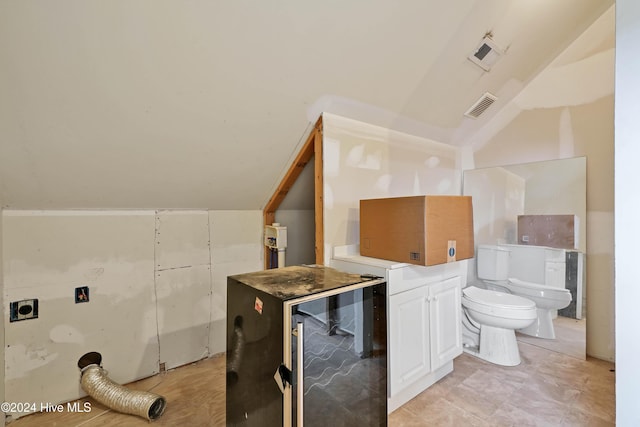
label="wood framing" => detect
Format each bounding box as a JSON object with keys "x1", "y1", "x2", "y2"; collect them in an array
[
  {"x1": 263, "y1": 116, "x2": 324, "y2": 268},
  {"x1": 313, "y1": 123, "x2": 324, "y2": 265}
]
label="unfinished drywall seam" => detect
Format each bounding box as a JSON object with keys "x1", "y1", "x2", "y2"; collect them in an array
[
  {"x1": 206, "y1": 213, "x2": 213, "y2": 356},
  {"x1": 152, "y1": 211, "x2": 162, "y2": 371}
]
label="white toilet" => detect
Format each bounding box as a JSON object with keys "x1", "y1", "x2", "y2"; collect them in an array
[
  {"x1": 477, "y1": 244, "x2": 572, "y2": 340},
  {"x1": 461, "y1": 286, "x2": 537, "y2": 366}
]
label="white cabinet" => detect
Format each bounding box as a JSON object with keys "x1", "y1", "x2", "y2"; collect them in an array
[
  {"x1": 389, "y1": 276, "x2": 462, "y2": 396},
  {"x1": 389, "y1": 285, "x2": 430, "y2": 395},
  {"x1": 331, "y1": 250, "x2": 465, "y2": 413},
  {"x1": 429, "y1": 276, "x2": 463, "y2": 370}
]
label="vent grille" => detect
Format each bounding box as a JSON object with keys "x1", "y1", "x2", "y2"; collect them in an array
[
  {"x1": 464, "y1": 92, "x2": 497, "y2": 119},
  {"x1": 468, "y1": 36, "x2": 504, "y2": 71}
]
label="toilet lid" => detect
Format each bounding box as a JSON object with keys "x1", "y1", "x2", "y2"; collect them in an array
[
  {"x1": 463, "y1": 286, "x2": 535, "y2": 309},
  {"x1": 508, "y1": 278, "x2": 571, "y2": 294}
]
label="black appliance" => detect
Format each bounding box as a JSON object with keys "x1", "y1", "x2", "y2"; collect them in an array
[{"x1": 226, "y1": 265, "x2": 387, "y2": 427}]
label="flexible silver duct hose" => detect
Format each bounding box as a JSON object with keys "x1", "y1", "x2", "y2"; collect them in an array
[
  {"x1": 78, "y1": 352, "x2": 166, "y2": 421},
  {"x1": 226, "y1": 315, "x2": 245, "y2": 386}
]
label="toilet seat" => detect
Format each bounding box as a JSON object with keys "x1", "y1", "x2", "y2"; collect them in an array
[
  {"x1": 463, "y1": 286, "x2": 536, "y2": 310},
  {"x1": 507, "y1": 277, "x2": 572, "y2": 302}
]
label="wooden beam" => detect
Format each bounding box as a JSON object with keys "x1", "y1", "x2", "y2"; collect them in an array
[
  {"x1": 263, "y1": 116, "x2": 323, "y2": 268},
  {"x1": 314, "y1": 123, "x2": 324, "y2": 265}
]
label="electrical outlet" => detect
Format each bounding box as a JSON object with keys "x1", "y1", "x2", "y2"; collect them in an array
[
  {"x1": 75, "y1": 286, "x2": 89, "y2": 303},
  {"x1": 9, "y1": 299, "x2": 39, "y2": 322}
]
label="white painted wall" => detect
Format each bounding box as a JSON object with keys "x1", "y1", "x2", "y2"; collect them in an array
[
  {"x1": 470, "y1": 8, "x2": 614, "y2": 360},
  {"x1": 463, "y1": 167, "x2": 525, "y2": 246},
  {"x1": 274, "y1": 210, "x2": 315, "y2": 267},
  {"x1": 155, "y1": 211, "x2": 211, "y2": 370},
  {"x1": 515, "y1": 158, "x2": 587, "y2": 253},
  {"x1": 1, "y1": 209, "x2": 262, "y2": 419},
  {"x1": 208, "y1": 210, "x2": 264, "y2": 355},
  {"x1": 615, "y1": 1, "x2": 640, "y2": 424},
  {"x1": 274, "y1": 155, "x2": 316, "y2": 267},
  {"x1": 0, "y1": 210, "x2": 4, "y2": 426},
  {"x1": 322, "y1": 113, "x2": 462, "y2": 266}
]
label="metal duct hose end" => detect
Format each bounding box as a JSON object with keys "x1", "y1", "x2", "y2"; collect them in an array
[
  {"x1": 78, "y1": 352, "x2": 167, "y2": 421},
  {"x1": 226, "y1": 316, "x2": 245, "y2": 387}
]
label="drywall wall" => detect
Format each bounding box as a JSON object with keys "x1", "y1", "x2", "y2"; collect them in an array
[
  {"x1": 322, "y1": 113, "x2": 462, "y2": 266},
  {"x1": 274, "y1": 158, "x2": 316, "y2": 267},
  {"x1": 274, "y1": 210, "x2": 315, "y2": 267},
  {"x1": 508, "y1": 158, "x2": 587, "y2": 253},
  {"x1": 1, "y1": 209, "x2": 262, "y2": 419},
  {"x1": 155, "y1": 211, "x2": 211, "y2": 370},
  {"x1": 474, "y1": 83, "x2": 615, "y2": 360},
  {"x1": 615, "y1": 1, "x2": 640, "y2": 424},
  {"x1": 208, "y1": 210, "x2": 263, "y2": 355},
  {"x1": 2, "y1": 211, "x2": 159, "y2": 419},
  {"x1": 0, "y1": 210, "x2": 4, "y2": 427},
  {"x1": 463, "y1": 167, "x2": 525, "y2": 246}
]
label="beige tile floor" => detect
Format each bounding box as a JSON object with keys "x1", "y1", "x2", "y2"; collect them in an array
[
  {"x1": 9, "y1": 341, "x2": 614, "y2": 426},
  {"x1": 516, "y1": 316, "x2": 586, "y2": 360},
  {"x1": 390, "y1": 341, "x2": 615, "y2": 426}
]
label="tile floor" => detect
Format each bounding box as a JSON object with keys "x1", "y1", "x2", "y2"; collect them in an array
[
  {"x1": 390, "y1": 341, "x2": 615, "y2": 426},
  {"x1": 516, "y1": 316, "x2": 586, "y2": 360},
  {"x1": 8, "y1": 341, "x2": 615, "y2": 426}
]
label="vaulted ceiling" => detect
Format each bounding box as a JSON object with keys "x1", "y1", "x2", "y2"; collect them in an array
[{"x1": 0, "y1": 1, "x2": 614, "y2": 210}]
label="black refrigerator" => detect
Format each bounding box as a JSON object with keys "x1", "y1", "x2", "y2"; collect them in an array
[{"x1": 226, "y1": 265, "x2": 387, "y2": 427}]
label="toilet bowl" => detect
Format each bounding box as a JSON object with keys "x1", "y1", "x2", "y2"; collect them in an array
[
  {"x1": 461, "y1": 286, "x2": 537, "y2": 366},
  {"x1": 477, "y1": 244, "x2": 573, "y2": 340},
  {"x1": 484, "y1": 277, "x2": 572, "y2": 339}
]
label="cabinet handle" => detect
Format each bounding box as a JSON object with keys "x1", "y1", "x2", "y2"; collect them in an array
[{"x1": 295, "y1": 322, "x2": 304, "y2": 426}]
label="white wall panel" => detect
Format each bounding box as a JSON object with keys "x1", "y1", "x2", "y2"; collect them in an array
[
  {"x1": 155, "y1": 210, "x2": 210, "y2": 270},
  {"x1": 322, "y1": 113, "x2": 462, "y2": 265},
  {"x1": 156, "y1": 264, "x2": 211, "y2": 370},
  {"x1": 0, "y1": 209, "x2": 264, "y2": 419},
  {"x1": 208, "y1": 210, "x2": 263, "y2": 354},
  {"x1": 0, "y1": 212, "x2": 4, "y2": 426},
  {"x1": 2, "y1": 212, "x2": 158, "y2": 417},
  {"x1": 155, "y1": 210, "x2": 212, "y2": 368}
]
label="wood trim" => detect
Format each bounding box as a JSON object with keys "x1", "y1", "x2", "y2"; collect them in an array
[
  {"x1": 314, "y1": 125, "x2": 324, "y2": 265},
  {"x1": 263, "y1": 116, "x2": 324, "y2": 268}
]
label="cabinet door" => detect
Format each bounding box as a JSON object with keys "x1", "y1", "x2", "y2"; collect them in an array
[
  {"x1": 429, "y1": 276, "x2": 462, "y2": 371},
  {"x1": 389, "y1": 285, "x2": 430, "y2": 396}
]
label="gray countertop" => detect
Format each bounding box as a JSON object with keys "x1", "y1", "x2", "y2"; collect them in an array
[{"x1": 228, "y1": 265, "x2": 379, "y2": 300}]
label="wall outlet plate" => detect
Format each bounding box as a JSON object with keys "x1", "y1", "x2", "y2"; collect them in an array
[
  {"x1": 9, "y1": 299, "x2": 39, "y2": 322},
  {"x1": 75, "y1": 286, "x2": 89, "y2": 303}
]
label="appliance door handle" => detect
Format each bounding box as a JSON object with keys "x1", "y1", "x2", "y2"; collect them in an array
[{"x1": 295, "y1": 321, "x2": 304, "y2": 426}]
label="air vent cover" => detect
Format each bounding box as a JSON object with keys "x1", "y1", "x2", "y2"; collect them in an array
[
  {"x1": 468, "y1": 36, "x2": 504, "y2": 71},
  {"x1": 464, "y1": 92, "x2": 497, "y2": 119}
]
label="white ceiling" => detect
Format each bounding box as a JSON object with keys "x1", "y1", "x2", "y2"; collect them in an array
[{"x1": 0, "y1": 0, "x2": 614, "y2": 210}]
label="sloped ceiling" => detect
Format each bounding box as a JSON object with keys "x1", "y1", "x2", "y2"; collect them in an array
[{"x1": 0, "y1": 0, "x2": 614, "y2": 210}]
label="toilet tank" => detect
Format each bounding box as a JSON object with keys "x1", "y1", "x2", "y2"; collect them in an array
[
  {"x1": 477, "y1": 245, "x2": 510, "y2": 280},
  {"x1": 500, "y1": 244, "x2": 566, "y2": 287}
]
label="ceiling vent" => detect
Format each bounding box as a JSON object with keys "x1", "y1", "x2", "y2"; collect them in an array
[
  {"x1": 468, "y1": 36, "x2": 504, "y2": 71},
  {"x1": 464, "y1": 92, "x2": 497, "y2": 119}
]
